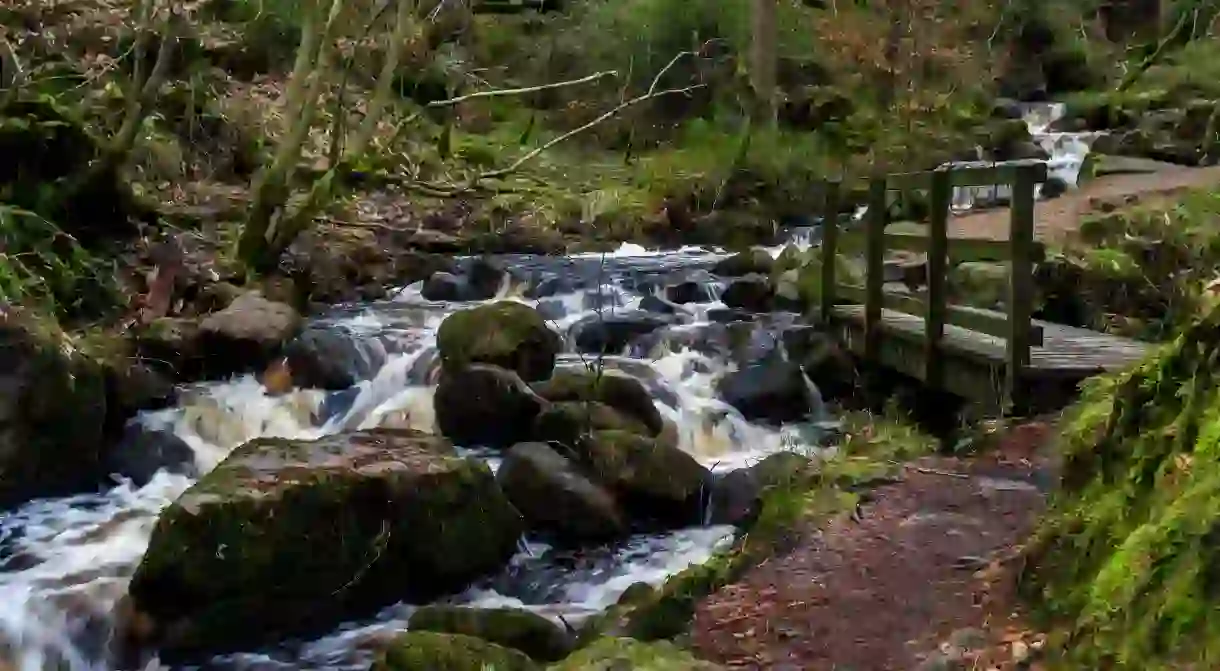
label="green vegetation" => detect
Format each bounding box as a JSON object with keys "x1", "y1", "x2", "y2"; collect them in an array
[{"x1": 1023, "y1": 297, "x2": 1220, "y2": 668}]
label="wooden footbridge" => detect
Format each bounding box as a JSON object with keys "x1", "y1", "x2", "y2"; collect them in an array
[{"x1": 814, "y1": 162, "x2": 1151, "y2": 414}]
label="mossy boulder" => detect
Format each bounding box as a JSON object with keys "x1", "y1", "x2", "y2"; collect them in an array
[
  {"x1": 435, "y1": 364, "x2": 545, "y2": 447},
  {"x1": 533, "y1": 401, "x2": 653, "y2": 448},
  {"x1": 373, "y1": 631, "x2": 540, "y2": 671},
  {"x1": 719, "y1": 274, "x2": 774, "y2": 313},
  {"x1": 948, "y1": 262, "x2": 1009, "y2": 310},
  {"x1": 1023, "y1": 301, "x2": 1220, "y2": 668},
  {"x1": 532, "y1": 369, "x2": 664, "y2": 436},
  {"x1": 123, "y1": 428, "x2": 524, "y2": 658},
  {"x1": 408, "y1": 605, "x2": 574, "y2": 662},
  {"x1": 579, "y1": 430, "x2": 711, "y2": 527},
  {"x1": 437, "y1": 301, "x2": 561, "y2": 381},
  {"x1": 551, "y1": 637, "x2": 726, "y2": 670},
  {"x1": 0, "y1": 313, "x2": 108, "y2": 507},
  {"x1": 497, "y1": 442, "x2": 628, "y2": 544},
  {"x1": 711, "y1": 249, "x2": 775, "y2": 278}
]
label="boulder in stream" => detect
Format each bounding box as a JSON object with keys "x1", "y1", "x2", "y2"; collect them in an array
[
  {"x1": 197, "y1": 291, "x2": 302, "y2": 377},
  {"x1": 437, "y1": 301, "x2": 560, "y2": 381},
  {"x1": 0, "y1": 313, "x2": 108, "y2": 507},
  {"x1": 407, "y1": 605, "x2": 574, "y2": 662},
  {"x1": 570, "y1": 312, "x2": 669, "y2": 355},
  {"x1": 532, "y1": 369, "x2": 664, "y2": 436},
  {"x1": 708, "y1": 451, "x2": 817, "y2": 526},
  {"x1": 435, "y1": 364, "x2": 545, "y2": 447},
  {"x1": 716, "y1": 358, "x2": 817, "y2": 424},
  {"x1": 720, "y1": 275, "x2": 774, "y2": 313},
  {"x1": 372, "y1": 631, "x2": 540, "y2": 671},
  {"x1": 283, "y1": 327, "x2": 387, "y2": 390},
  {"x1": 580, "y1": 430, "x2": 711, "y2": 527},
  {"x1": 533, "y1": 402, "x2": 653, "y2": 448},
  {"x1": 711, "y1": 249, "x2": 775, "y2": 277},
  {"x1": 123, "y1": 428, "x2": 523, "y2": 658},
  {"x1": 105, "y1": 422, "x2": 198, "y2": 486},
  {"x1": 497, "y1": 442, "x2": 628, "y2": 545}
]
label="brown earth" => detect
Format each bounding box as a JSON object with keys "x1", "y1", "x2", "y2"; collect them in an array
[
  {"x1": 949, "y1": 164, "x2": 1220, "y2": 242},
  {"x1": 691, "y1": 420, "x2": 1059, "y2": 671}
]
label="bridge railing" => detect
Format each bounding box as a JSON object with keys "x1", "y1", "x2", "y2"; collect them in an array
[{"x1": 817, "y1": 161, "x2": 1047, "y2": 395}]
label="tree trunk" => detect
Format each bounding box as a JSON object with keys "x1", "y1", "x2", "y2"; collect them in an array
[{"x1": 749, "y1": 0, "x2": 777, "y2": 126}]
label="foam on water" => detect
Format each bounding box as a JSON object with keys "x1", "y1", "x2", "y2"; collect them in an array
[{"x1": 0, "y1": 243, "x2": 828, "y2": 670}]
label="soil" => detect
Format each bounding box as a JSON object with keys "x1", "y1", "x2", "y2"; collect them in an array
[
  {"x1": 691, "y1": 420, "x2": 1059, "y2": 671},
  {"x1": 949, "y1": 164, "x2": 1220, "y2": 242}
]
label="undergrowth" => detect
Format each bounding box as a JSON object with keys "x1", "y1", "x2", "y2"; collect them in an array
[{"x1": 1023, "y1": 296, "x2": 1220, "y2": 669}]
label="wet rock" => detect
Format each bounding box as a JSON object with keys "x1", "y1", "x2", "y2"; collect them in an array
[
  {"x1": 435, "y1": 364, "x2": 545, "y2": 448},
  {"x1": 991, "y1": 98, "x2": 1024, "y2": 120},
  {"x1": 408, "y1": 605, "x2": 573, "y2": 662},
  {"x1": 712, "y1": 249, "x2": 775, "y2": 277},
  {"x1": 581, "y1": 430, "x2": 711, "y2": 526},
  {"x1": 105, "y1": 423, "x2": 198, "y2": 486},
  {"x1": 101, "y1": 362, "x2": 177, "y2": 438},
  {"x1": 781, "y1": 326, "x2": 856, "y2": 397},
  {"x1": 0, "y1": 314, "x2": 108, "y2": 507},
  {"x1": 551, "y1": 637, "x2": 725, "y2": 670},
  {"x1": 666, "y1": 281, "x2": 709, "y2": 304},
  {"x1": 124, "y1": 428, "x2": 522, "y2": 658},
  {"x1": 720, "y1": 275, "x2": 774, "y2": 313},
  {"x1": 706, "y1": 308, "x2": 754, "y2": 324},
  {"x1": 533, "y1": 401, "x2": 652, "y2": 448},
  {"x1": 372, "y1": 632, "x2": 539, "y2": 671},
  {"x1": 638, "y1": 294, "x2": 677, "y2": 315},
  {"x1": 533, "y1": 298, "x2": 568, "y2": 321},
  {"x1": 420, "y1": 271, "x2": 466, "y2": 301},
  {"x1": 532, "y1": 369, "x2": 664, "y2": 436},
  {"x1": 131, "y1": 316, "x2": 205, "y2": 379},
  {"x1": 197, "y1": 291, "x2": 302, "y2": 377},
  {"x1": 437, "y1": 301, "x2": 560, "y2": 381},
  {"x1": 570, "y1": 312, "x2": 669, "y2": 355},
  {"x1": 497, "y1": 442, "x2": 627, "y2": 544},
  {"x1": 283, "y1": 328, "x2": 387, "y2": 390},
  {"x1": 716, "y1": 358, "x2": 815, "y2": 424},
  {"x1": 525, "y1": 276, "x2": 574, "y2": 299},
  {"x1": 1041, "y1": 175, "x2": 1068, "y2": 199},
  {"x1": 296, "y1": 241, "x2": 452, "y2": 304},
  {"x1": 708, "y1": 452, "x2": 816, "y2": 526}
]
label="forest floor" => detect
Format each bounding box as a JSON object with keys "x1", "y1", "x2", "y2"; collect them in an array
[{"x1": 691, "y1": 419, "x2": 1059, "y2": 671}]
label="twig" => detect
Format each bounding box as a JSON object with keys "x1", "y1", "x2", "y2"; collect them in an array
[
  {"x1": 892, "y1": 461, "x2": 971, "y2": 479},
  {"x1": 478, "y1": 83, "x2": 703, "y2": 182}
]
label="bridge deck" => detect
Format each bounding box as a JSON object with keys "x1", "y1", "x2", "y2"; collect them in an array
[{"x1": 829, "y1": 305, "x2": 1152, "y2": 379}]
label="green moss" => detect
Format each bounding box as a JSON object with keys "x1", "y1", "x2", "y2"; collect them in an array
[
  {"x1": 408, "y1": 606, "x2": 573, "y2": 662},
  {"x1": 550, "y1": 637, "x2": 725, "y2": 670},
  {"x1": 436, "y1": 301, "x2": 561, "y2": 381},
  {"x1": 374, "y1": 631, "x2": 540, "y2": 671},
  {"x1": 1022, "y1": 300, "x2": 1220, "y2": 668},
  {"x1": 531, "y1": 369, "x2": 663, "y2": 435}
]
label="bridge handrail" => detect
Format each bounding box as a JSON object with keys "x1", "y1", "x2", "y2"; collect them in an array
[{"x1": 817, "y1": 161, "x2": 1044, "y2": 402}]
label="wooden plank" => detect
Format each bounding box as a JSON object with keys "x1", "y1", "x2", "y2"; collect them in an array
[
  {"x1": 886, "y1": 161, "x2": 1049, "y2": 191},
  {"x1": 837, "y1": 230, "x2": 1046, "y2": 264},
  {"x1": 925, "y1": 169, "x2": 951, "y2": 389},
  {"x1": 864, "y1": 178, "x2": 887, "y2": 361},
  {"x1": 1007, "y1": 164, "x2": 1037, "y2": 412},
  {"x1": 836, "y1": 284, "x2": 1043, "y2": 345},
  {"x1": 820, "y1": 179, "x2": 840, "y2": 324}
]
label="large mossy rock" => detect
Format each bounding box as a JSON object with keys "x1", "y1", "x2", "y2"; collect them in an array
[
  {"x1": 434, "y1": 364, "x2": 545, "y2": 447},
  {"x1": 1022, "y1": 302, "x2": 1220, "y2": 668},
  {"x1": 579, "y1": 430, "x2": 710, "y2": 526},
  {"x1": 550, "y1": 637, "x2": 725, "y2": 670},
  {"x1": 373, "y1": 631, "x2": 540, "y2": 671},
  {"x1": 497, "y1": 442, "x2": 628, "y2": 544},
  {"x1": 198, "y1": 291, "x2": 302, "y2": 377},
  {"x1": 532, "y1": 369, "x2": 664, "y2": 436},
  {"x1": 124, "y1": 428, "x2": 524, "y2": 658},
  {"x1": 437, "y1": 301, "x2": 560, "y2": 381},
  {"x1": 533, "y1": 401, "x2": 653, "y2": 447},
  {"x1": 0, "y1": 313, "x2": 108, "y2": 508},
  {"x1": 408, "y1": 605, "x2": 574, "y2": 662}
]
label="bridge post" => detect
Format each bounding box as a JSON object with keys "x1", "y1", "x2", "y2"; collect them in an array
[
  {"x1": 863, "y1": 178, "x2": 887, "y2": 361},
  {"x1": 819, "y1": 180, "x2": 840, "y2": 324},
  {"x1": 1006, "y1": 165, "x2": 1037, "y2": 413},
  {"x1": 924, "y1": 169, "x2": 951, "y2": 391}
]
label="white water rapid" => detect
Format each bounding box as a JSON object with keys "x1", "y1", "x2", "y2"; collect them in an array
[{"x1": 0, "y1": 244, "x2": 836, "y2": 671}]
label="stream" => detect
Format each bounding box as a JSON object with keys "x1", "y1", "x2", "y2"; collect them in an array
[{"x1": 0, "y1": 102, "x2": 1094, "y2": 671}]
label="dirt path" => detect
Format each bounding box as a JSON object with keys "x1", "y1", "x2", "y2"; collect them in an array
[
  {"x1": 691, "y1": 422, "x2": 1058, "y2": 671},
  {"x1": 948, "y1": 164, "x2": 1220, "y2": 242}
]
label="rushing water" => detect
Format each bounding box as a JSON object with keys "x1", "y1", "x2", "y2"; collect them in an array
[{"x1": 0, "y1": 102, "x2": 1094, "y2": 671}]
